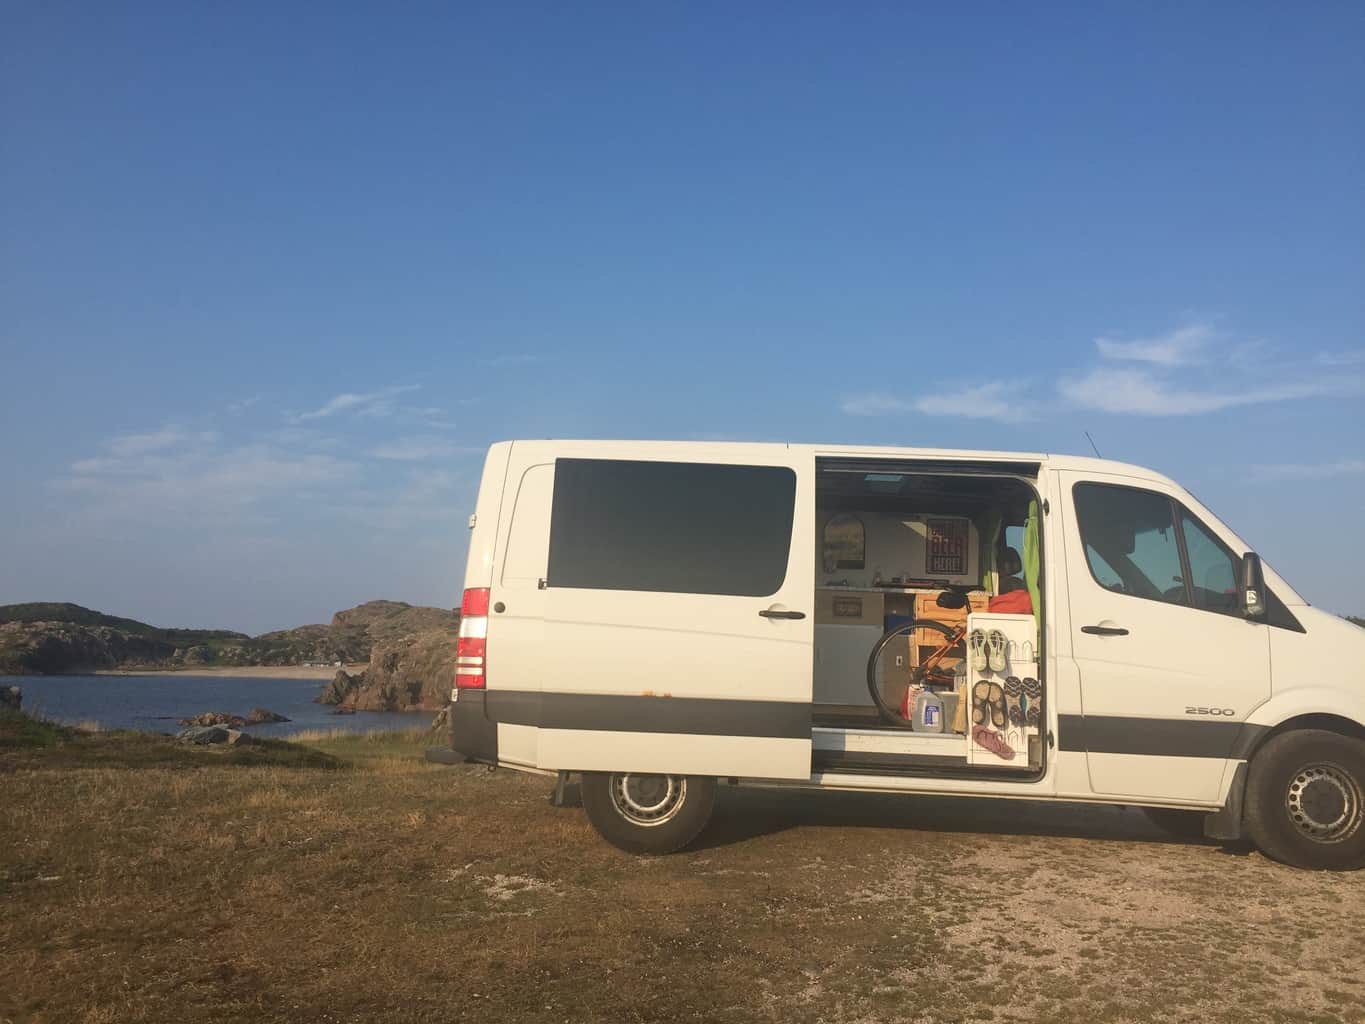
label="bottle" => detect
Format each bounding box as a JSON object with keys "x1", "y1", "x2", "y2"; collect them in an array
[{"x1": 914, "y1": 690, "x2": 945, "y2": 733}]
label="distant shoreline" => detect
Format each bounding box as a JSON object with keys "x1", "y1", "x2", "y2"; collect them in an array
[{"x1": 92, "y1": 664, "x2": 367, "y2": 680}]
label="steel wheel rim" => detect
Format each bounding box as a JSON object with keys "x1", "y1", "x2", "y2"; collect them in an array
[
  {"x1": 609, "y1": 773, "x2": 687, "y2": 827},
  {"x1": 1285, "y1": 762, "x2": 1362, "y2": 844}
]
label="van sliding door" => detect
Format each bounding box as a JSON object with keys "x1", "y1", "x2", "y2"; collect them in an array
[{"x1": 516, "y1": 445, "x2": 815, "y2": 780}]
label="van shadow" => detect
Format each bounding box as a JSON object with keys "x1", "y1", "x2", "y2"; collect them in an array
[{"x1": 692, "y1": 784, "x2": 1244, "y2": 855}]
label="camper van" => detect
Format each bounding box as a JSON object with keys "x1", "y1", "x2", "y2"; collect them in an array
[{"x1": 427, "y1": 441, "x2": 1365, "y2": 870}]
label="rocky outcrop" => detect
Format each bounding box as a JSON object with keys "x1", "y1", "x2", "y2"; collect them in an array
[
  {"x1": 0, "y1": 621, "x2": 177, "y2": 675},
  {"x1": 0, "y1": 600, "x2": 457, "y2": 676},
  {"x1": 178, "y1": 712, "x2": 247, "y2": 728},
  {"x1": 244, "y1": 707, "x2": 289, "y2": 724},
  {"x1": 178, "y1": 725, "x2": 253, "y2": 745},
  {"x1": 316, "y1": 630, "x2": 457, "y2": 712}
]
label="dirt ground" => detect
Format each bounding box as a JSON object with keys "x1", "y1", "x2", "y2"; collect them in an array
[{"x1": 2, "y1": 729, "x2": 1363, "y2": 1024}]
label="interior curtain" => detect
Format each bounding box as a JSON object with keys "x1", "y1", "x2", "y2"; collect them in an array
[
  {"x1": 1023, "y1": 500, "x2": 1041, "y2": 636},
  {"x1": 978, "y1": 509, "x2": 1003, "y2": 592}
]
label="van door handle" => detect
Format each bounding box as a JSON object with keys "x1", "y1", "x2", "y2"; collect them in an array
[
  {"x1": 759, "y1": 609, "x2": 806, "y2": 620},
  {"x1": 1081, "y1": 624, "x2": 1129, "y2": 636}
]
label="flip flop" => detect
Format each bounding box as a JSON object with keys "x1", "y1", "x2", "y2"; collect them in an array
[
  {"x1": 968, "y1": 629, "x2": 989, "y2": 673},
  {"x1": 971, "y1": 681, "x2": 1007, "y2": 728},
  {"x1": 987, "y1": 630, "x2": 1008, "y2": 673},
  {"x1": 1022, "y1": 676, "x2": 1041, "y2": 699},
  {"x1": 972, "y1": 725, "x2": 1016, "y2": 760}
]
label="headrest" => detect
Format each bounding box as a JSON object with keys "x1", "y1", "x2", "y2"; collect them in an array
[{"x1": 998, "y1": 546, "x2": 1023, "y2": 577}]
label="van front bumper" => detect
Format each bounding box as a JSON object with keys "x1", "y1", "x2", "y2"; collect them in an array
[{"x1": 423, "y1": 689, "x2": 498, "y2": 766}]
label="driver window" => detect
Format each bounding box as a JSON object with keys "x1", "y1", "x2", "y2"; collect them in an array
[
  {"x1": 1179, "y1": 511, "x2": 1239, "y2": 615},
  {"x1": 1073, "y1": 483, "x2": 1188, "y2": 605}
]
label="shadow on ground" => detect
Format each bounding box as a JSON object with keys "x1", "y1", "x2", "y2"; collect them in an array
[{"x1": 690, "y1": 783, "x2": 1243, "y2": 854}]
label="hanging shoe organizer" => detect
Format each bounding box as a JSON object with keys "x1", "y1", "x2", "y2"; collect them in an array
[{"x1": 964, "y1": 612, "x2": 1040, "y2": 769}]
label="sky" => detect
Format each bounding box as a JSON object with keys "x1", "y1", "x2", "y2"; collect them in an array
[{"x1": 2, "y1": 3, "x2": 1362, "y2": 634}]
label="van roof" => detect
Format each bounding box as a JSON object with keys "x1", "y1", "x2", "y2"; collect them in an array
[{"x1": 505, "y1": 440, "x2": 1178, "y2": 489}]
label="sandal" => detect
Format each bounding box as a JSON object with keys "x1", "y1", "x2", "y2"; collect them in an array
[
  {"x1": 1022, "y1": 676, "x2": 1041, "y2": 699},
  {"x1": 987, "y1": 630, "x2": 1008, "y2": 673},
  {"x1": 968, "y1": 629, "x2": 989, "y2": 673},
  {"x1": 971, "y1": 681, "x2": 1007, "y2": 728},
  {"x1": 972, "y1": 725, "x2": 1016, "y2": 760}
]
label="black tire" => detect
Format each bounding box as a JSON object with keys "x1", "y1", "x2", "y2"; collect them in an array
[
  {"x1": 866, "y1": 619, "x2": 961, "y2": 728},
  {"x1": 1244, "y1": 729, "x2": 1365, "y2": 871},
  {"x1": 580, "y1": 772, "x2": 717, "y2": 855},
  {"x1": 1141, "y1": 806, "x2": 1208, "y2": 840}
]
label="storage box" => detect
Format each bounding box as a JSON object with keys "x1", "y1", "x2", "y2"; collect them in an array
[{"x1": 815, "y1": 589, "x2": 884, "y2": 627}]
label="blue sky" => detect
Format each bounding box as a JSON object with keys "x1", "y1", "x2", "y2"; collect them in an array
[{"x1": 2, "y1": 3, "x2": 1361, "y2": 633}]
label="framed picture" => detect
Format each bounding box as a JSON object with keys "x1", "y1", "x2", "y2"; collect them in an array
[{"x1": 925, "y1": 518, "x2": 968, "y2": 576}]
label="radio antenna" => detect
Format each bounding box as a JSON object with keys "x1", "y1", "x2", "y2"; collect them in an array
[{"x1": 1084, "y1": 431, "x2": 1102, "y2": 458}]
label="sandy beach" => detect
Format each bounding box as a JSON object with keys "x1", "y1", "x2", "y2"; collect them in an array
[{"x1": 93, "y1": 664, "x2": 367, "y2": 679}]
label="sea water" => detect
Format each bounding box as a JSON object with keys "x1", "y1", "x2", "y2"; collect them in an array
[{"x1": 4, "y1": 674, "x2": 433, "y2": 736}]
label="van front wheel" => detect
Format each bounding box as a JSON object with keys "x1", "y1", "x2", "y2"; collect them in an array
[
  {"x1": 580, "y1": 772, "x2": 717, "y2": 855},
  {"x1": 1244, "y1": 730, "x2": 1365, "y2": 870}
]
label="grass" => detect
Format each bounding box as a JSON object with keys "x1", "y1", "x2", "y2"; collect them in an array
[{"x1": 2, "y1": 706, "x2": 1364, "y2": 1023}]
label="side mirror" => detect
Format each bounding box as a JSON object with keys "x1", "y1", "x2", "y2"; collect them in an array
[{"x1": 1240, "y1": 552, "x2": 1267, "y2": 620}]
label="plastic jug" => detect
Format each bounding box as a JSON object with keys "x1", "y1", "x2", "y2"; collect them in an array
[{"x1": 913, "y1": 690, "x2": 945, "y2": 733}]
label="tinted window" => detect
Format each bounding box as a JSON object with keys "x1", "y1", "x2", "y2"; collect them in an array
[
  {"x1": 1073, "y1": 483, "x2": 1185, "y2": 604},
  {"x1": 548, "y1": 459, "x2": 796, "y2": 596},
  {"x1": 1180, "y1": 511, "x2": 1239, "y2": 615}
]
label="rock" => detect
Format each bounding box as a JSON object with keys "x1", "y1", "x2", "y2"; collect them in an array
[
  {"x1": 178, "y1": 712, "x2": 247, "y2": 728},
  {"x1": 317, "y1": 669, "x2": 361, "y2": 706},
  {"x1": 244, "y1": 707, "x2": 289, "y2": 724},
  {"x1": 316, "y1": 632, "x2": 457, "y2": 713},
  {"x1": 178, "y1": 725, "x2": 230, "y2": 744},
  {"x1": 0, "y1": 685, "x2": 20, "y2": 711},
  {"x1": 332, "y1": 706, "x2": 357, "y2": 715},
  {"x1": 224, "y1": 729, "x2": 253, "y2": 746}
]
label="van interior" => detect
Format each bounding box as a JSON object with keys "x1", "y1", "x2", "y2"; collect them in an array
[{"x1": 812, "y1": 459, "x2": 1045, "y2": 780}]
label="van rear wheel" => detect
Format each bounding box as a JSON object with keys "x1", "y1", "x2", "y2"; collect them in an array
[
  {"x1": 1244, "y1": 730, "x2": 1365, "y2": 871},
  {"x1": 580, "y1": 772, "x2": 716, "y2": 854}
]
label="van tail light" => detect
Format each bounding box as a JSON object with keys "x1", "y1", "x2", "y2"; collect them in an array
[{"x1": 456, "y1": 587, "x2": 490, "y2": 689}]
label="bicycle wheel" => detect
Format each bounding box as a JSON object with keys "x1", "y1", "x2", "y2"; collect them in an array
[{"x1": 866, "y1": 619, "x2": 965, "y2": 727}]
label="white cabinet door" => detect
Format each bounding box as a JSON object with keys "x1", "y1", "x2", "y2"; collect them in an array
[
  {"x1": 519, "y1": 444, "x2": 815, "y2": 780},
  {"x1": 1058, "y1": 471, "x2": 1270, "y2": 802}
]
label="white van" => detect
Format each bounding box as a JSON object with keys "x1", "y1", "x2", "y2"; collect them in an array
[{"x1": 427, "y1": 441, "x2": 1365, "y2": 870}]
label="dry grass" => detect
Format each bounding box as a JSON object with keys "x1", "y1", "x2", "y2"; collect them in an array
[{"x1": 2, "y1": 715, "x2": 1364, "y2": 1024}]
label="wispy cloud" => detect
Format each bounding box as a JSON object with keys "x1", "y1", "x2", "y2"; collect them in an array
[
  {"x1": 1314, "y1": 350, "x2": 1365, "y2": 367},
  {"x1": 1250, "y1": 459, "x2": 1365, "y2": 482},
  {"x1": 226, "y1": 395, "x2": 263, "y2": 415},
  {"x1": 1056, "y1": 317, "x2": 1364, "y2": 417},
  {"x1": 106, "y1": 426, "x2": 218, "y2": 457},
  {"x1": 842, "y1": 381, "x2": 1032, "y2": 423},
  {"x1": 1093, "y1": 321, "x2": 1215, "y2": 367},
  {"x1": 294, "y1": 385, "x2": 421, "y2": 422},
  {"x1": 63, "y1": 441, "x2": 359, "y2": 524},
  {"x1": 366, "y1": 437, "x2": 482, "y2": 462},
  {"x1": 1057, "y1": 367, "x2": 1352, "y2": 416}
]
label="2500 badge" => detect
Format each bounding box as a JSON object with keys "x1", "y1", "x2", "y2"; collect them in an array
[{"x1": 1185, "y1": 706, "x2": 1236, "y2": 717}]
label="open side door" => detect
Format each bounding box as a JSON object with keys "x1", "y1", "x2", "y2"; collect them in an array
[{"x1": 485, "y1": 442, "x2": 815, "y2": 780}]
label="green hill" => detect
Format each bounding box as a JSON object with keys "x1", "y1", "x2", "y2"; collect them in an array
[{"x1": 0, "y1": 601, "x2": 456, "y2": 676}]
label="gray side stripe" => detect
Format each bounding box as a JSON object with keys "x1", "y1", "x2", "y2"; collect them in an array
[
  {"x1": 485, "y1": 690, "x2": 811, "y2": 739},
  {"x1": 1058, "y1": 714, "x2": 1269, "y2": 759}
]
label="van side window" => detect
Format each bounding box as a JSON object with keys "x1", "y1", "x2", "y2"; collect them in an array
[
  {"x1": 547, "y1": 459, "x2": 796, "y2": 596},
  {"x1": 1179, "y1": 511, "x2": 1240, "y2": 616},
  {"x1": 1072, "y1": 483, "x2": 1186, "y2": 605}
]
